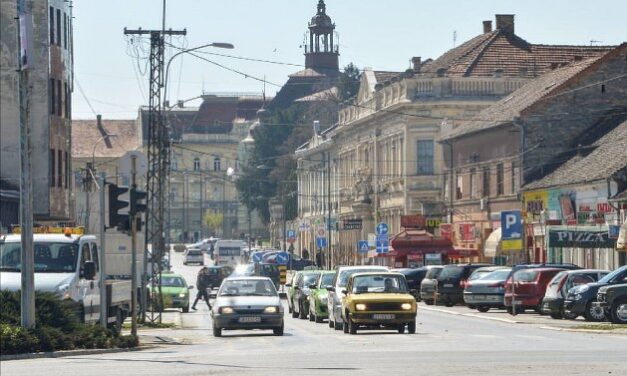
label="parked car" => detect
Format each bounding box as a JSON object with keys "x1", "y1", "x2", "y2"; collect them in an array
[
  {"x1": 436, "y1": 264, "x2": 493, "y2": 307},
  {"x1": 564, "y1": 265, "x2": 627, "y2": 321},
  {"x1": 503, "y1": 263, "x2": 581, "y2": 312},
  {"x1": 183, "y1": 248, "x2": 204, "y2": 265},
  {"x1": 463, "y1": 267, "x2": 512, "y2": 312},
  {"x1": 308, "y1": 271, "x2": 335, "y2": 323},
  {"x1": 419, "y1": 266, "x2": 444, "y2": 305},
  {"x1": 504, "y1": 267, "x2": 566, "y2": 314},
  {"x1": 392, "y1": 266, "x2": 436, "y2": 300},
  {"x1": 210, "y1": 277, "x2": 284, "y2": 337},
  {"x1": 148, "y1": 272, "x2": 193, "y2": 313},
  {"x1": 286, "y1": 271, "x2": 317, "y2": 315},
  {"x1": 595, "y1": 283, "x2": 627, "y2": 324},
  {"x1": 340, "y1": 272, "x2": 417, "y2": 334},
  {"x1": 326, "y1": 265, "x2": 389, "y2": 331},
  {"x1": 291, "y1": 271, "x2": 321, "y2": 319},
  {"x1": 541, "y1": 269, "x2": 609, "y2": 319}
]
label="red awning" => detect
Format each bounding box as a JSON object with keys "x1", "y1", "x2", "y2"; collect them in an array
[
  {"x1": 390, "y1": 229, "x2": 455, "y2": 255},
  {"x1": 448, "y1": 247, "x2": 480, "y2": 258}
]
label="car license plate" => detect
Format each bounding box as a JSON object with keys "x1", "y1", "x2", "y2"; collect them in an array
[
  {"x1": 238, "y1": 316, "x2": 261, "y2": 323},
  {"x1": 474, "y1": 295, "x2": 485, "y2": 300},
  {"x1": 372, "y1": 314, "x2": 395, "y2": 320},
  {"x1": 513, "y1": 300, "x2": 523, "y2": 305},
  {"x1": 444, "y1": 284, "x2": 453, "y2": 288}
]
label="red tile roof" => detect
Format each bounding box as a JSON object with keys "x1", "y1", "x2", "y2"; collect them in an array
[{"x1": 72, "y1": 119, "x2": 141, "y2": 158}]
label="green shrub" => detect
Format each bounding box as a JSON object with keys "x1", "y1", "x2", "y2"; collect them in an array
[{"x1": 0, "y1": 324, "x2": 39, "y2": 355}]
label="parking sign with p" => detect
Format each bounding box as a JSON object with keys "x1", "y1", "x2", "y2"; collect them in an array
[{"x1": 501, "y1": 210, "x2": 522, "y2": 251}]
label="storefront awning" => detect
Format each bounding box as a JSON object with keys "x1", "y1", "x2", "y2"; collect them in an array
[
  {"x1": 618, "y1": 222, "x2": 627, "y2": 251},
  {"x1": 390, "y1": 229, "x2": 454, "y2": 255},
  {"x1": 484, "y1": 227, "x2": 501, "y2": 258}
]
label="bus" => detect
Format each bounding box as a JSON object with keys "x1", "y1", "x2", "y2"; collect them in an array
[{"x1": 215, "y1": 239, "x2": 243, "y2": 267}]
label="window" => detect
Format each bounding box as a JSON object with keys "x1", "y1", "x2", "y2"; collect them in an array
[
  {"x1": 63, "y1": 13, "x2": 68, "y2": 49},
  {"x1": 58, "y1": 150, "x2": 63, "y2": 187},
  {"x1": 64, "y1": 151, "x2": 69, "y2": 188},
  {"x1": 456, "y1": 171, "x2": 463, "y2": 200},
  {"x1": 57, "y1": 80, "x2": 62, "y2": 116},
  {"x1": 63, "y1": 82, "x2": 68, "y2": 118},
  {"x1": 66, "y1": 83, "x2": 71, "y2": 119},
  {"x1": 49, "y1": 7, "x2": 55, "y2": 45},
  {"x1": 91, "y1": 244, "x2": 99, "y2": 272},
  {"x1": 470, "y1": 168, "x2": 477, "y2": 198},
  {"x1": 193, "y1": 157, "x2": 200, "y2": 172},
  {"x1": 50, "y1": 149, "x2": 56, "y2": 187},
  {"x1": 496, "y1": 163, "x2": 504, "y2": 196},
  {"x1": 482, "y1": 167, "x2": 490, "y2": 197},
  {"x1": 49, "y1": 78, "x2": 55, "y2": 115},
  {"x1": 214, "y1": 157, "x2": 221, "y2": 171},
  {"x1": 511, "y1": 161, "x2": 519, "y2": 195},
  {"x1": 56, "y1": 9, "x2": 61, "y2": 46},
  {"x1": 417, "y1": 140, "x2": 434, "y2": 175}
]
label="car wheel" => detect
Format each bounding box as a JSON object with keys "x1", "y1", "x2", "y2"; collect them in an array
[
  {"x1": 299, "y1": 302, "x2": 307, "y2": 320},
  {"x1": 182, "y1": 306, "x2": 189, "y2": 313},
  {"x1": 212, "y1": 325, "x2": 222, "y2": 337},
  {"x1": 583, "y1": 302, "x2": 606, "y2": 322},
  {"x1": 610, "y1": 299, "x2": 627, "y2": 324},
  {"x1": 445, "y1": 300, "x2": 454, "y2": 307},
  {"x1": 291, "y1": 302, "x2": 299, "y2": 318},
  {"x1": 467, "y1": 304, "x2": 476, "y2": 309},
  {"x1": 397, "y1": 324, "x2": 405, "y2": 334},
  {"x1": 334, "y1": 316, "x2": 343, "y2": 331},
  {"x1": 309, "y1": 309, "x2": 315, "y2": 322},
  {"x1": 550, "y1": 312, "x2": 563, "y2": 319},
  {"x1": 343, "y1": 317, "x2": 349, "y2": 334},
  {"x1": 476, "y1": 306, "x2": 490, "y2": 313},
  {"x1": 288, "y1": 302, "x2": 292, "y2": 314},
  {"x1": 329, "y1": 318, "x2": 334, "y2": 328},
  {"x1": 273, "y1": 323, "x2": 284, "y2": 336},
  {"x1": 348, "y1": 317, "x2": 357, "y2": 335},
  {"x1": 407, "y1": 320, "x2": 416, "y2": 334},
  {"x1": 424, "y1": 299, "x2": 434, "y2": 306}
]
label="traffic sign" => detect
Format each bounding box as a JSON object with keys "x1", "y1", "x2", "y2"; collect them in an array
[
  {"x1": 316, "y1": 237, "x2": 327, "y2": 248},
  {"x1": 376, "y1": 233, "x2": 389, "y2": 254},
  {"x1": 358, "y1": 240, "x2": 369, "y2": 254},
  {"x1": 376, "y1": 222, "x2": 388, "y2": 236},
  {"x1": 316, "y1": 226, "x2": 326, "y2": 238},
  {"x1": 252, "y1": 252, "x2": 263, "y2": 263},
  {"x1": 286, "y1": 229, "x2": 296, "y2": 243},
  {"x1": 275, "y1": 252, "x2": 289, "y2": 265},
  {"x1": 501, "y1": 210, "x2": 523, "y2": 251}
]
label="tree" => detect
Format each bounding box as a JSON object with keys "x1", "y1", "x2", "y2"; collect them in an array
[
  {"x1": 337, "y1": 63, "x2": 360, "y2": 101},
  {"x1": 204, "y1": 211, "x2": 223, "y2": 235}
]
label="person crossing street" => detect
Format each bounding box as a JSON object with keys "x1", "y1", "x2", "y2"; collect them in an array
[{"x1": 192, "y1": 266, "x2": 212, "y2": 310}]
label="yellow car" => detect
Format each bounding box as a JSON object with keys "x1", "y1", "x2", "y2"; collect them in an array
[{"x1": 340, "y1": 272, "x2": 417, "y2": 334}]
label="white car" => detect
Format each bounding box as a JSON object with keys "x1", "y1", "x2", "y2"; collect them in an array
[{"x1": 184, "y1": 248, "x2": 204, "y2": 265}]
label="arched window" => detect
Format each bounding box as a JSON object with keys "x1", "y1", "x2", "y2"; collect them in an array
[
  {"x1": 213, "y1": 157, "x2": 221, "y2": 171},
  {"x1": 193, "y1": 157, "x2": 200, "y2": 171}
]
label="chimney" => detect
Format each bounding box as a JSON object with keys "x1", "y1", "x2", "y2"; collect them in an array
[
  {"x1": 495, "y1": 14, "x2": 515, "y2": 34},
  {"x1": 96, "y1": 114, "x2": 102, "y2": 127},
  {"x1": 412, "y1": 56, "x2": 422, "y2": 73},
  {"x1": 483, "y1": 20, "x2": 492, "y2": 34}
]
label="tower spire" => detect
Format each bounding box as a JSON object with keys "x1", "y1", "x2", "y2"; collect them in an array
[{"x1": 304, "y1": 0, "x2": 339, "y2": 71}]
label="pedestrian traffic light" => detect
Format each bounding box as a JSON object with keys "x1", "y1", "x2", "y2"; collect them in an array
[
  {"x1": 130, "y1": 186, "x2": 147, "y2": 215},
  {"x1": 108, "y1": 183, "x2": 129, "y2": 231}
]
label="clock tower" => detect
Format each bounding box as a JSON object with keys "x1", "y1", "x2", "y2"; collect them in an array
[{"x1": 304, "y1": 0, "x2": 339, "y2": 71}]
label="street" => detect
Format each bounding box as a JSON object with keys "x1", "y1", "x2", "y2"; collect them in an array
[{"x1": 3, "y1": 252, "x2": 626, "y2": 376}]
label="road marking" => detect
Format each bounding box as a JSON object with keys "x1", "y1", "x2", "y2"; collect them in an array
[{"x1": 420, "y1": 305, "x2": 524, "y2": 324}]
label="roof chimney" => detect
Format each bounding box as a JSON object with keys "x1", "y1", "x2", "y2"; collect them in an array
[
  {"x1": 495, "y1": 14, "x2": 515, "y2": 34},
  {"x1": 96, "y1": 114, "x2": 102, "y2": 127},
  {"x1": 483, "y1": 20, "x2": 492, "y2": 34},
  {"x1": 412, "y1": 56, "x2": 422, "y2": 73}
]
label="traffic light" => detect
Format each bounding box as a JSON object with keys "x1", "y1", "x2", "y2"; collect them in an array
[
  {"x1": 108, "y1": 183, "x2": 129, "y2": 231},
  {"x1": 130, "y1": 186, "x2": 147, "y2": 215}
]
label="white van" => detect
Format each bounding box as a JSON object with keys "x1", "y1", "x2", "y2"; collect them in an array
[{"x1": 215, "y1": 239, "x2": 243, "y2": 268}]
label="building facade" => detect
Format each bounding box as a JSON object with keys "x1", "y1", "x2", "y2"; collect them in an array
[{"x1": 1, "y1": 0, "x2": 74, "y2": 222}]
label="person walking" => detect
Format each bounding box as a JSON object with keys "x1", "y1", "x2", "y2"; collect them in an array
[
  {"x1": 302, "y1": 248, "x2": 309, "y2": 260},
  {"x1": 192, "y1": 267, "x2": 212, "y2": 310}
]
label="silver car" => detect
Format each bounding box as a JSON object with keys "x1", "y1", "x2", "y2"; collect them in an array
[
  {"x1": 184, "y1": 248, "x2": 204, "y2": 265},
  {"x1": 211, "y1": 277, "x2": 284, "y2": 337},
  {"x1": 326, "y1": 265, "x2": 388, "y2": 330},
  {"x1": 463, "y1": 268, "x2": 512, "y2": 312}
]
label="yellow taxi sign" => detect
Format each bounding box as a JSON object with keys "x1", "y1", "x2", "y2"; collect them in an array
[{"x1": 11, "y1": 226, "x2": 85, "y2": 235}]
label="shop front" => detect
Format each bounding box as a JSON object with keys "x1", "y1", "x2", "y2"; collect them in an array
[
  {"x1": 547, "y1": 226, "x2": 621, "y2": 270},
  {"x1": 390, "y1": 229, "x2": 455, "y2": 268}
]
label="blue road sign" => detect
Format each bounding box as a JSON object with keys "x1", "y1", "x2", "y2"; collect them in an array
[
  {"x1": 609, "y1": 225, "x2": 620, "y2": 239},
  {"x1": 358, "y1": 240, "x2": 369, "y2": 254},
  {"x1": 252, "y1": 252, "x2": 264, "y2": 263},
  {"x1": 376, "y1": 222, "x2": 389, "y2": 236},
  {"x1": 376, "y1": 234, "x2": 389, "y2": 253},
  {"x1": 275, "y1": 252, "x2": 289, "y2": 265},
  {"x1": 316, "y1": 237, "x2": 327, "y2": 248},
  {"x1": 501, "y1": 210, "x2": 522, "y2": 240},
  {"x1": 286, "y1": 229, "x2": 296, "y2": 239}
]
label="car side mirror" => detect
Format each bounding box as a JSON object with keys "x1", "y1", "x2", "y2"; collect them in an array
[
  {"x1": 83, "y1": 261, "x2": 96, "y2": 280},
  {"x1": 285, "y1": 283, "x2": 292, "y2": 287},
  {"x1": 326, "y1": 286, "x2": 335, "y2": 292},
  {"x1": 188, "y1": 285, "x2": 194, "y2": 290}
]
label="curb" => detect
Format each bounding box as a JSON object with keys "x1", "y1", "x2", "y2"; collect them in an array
[
  {"x1": 540, "y1": 326, "x2": 627, "y2": 335},
  {"x1": 0, "y1": 344, "x2": 157, "y2": 361},
  {"x1": 420, "y1": 305, "x2": 525, "y2": 324}
]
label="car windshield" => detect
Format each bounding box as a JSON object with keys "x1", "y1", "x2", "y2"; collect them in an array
[
  {"x1": 598, "y1": 266, "x2": 627, "y2": 284},
  {"x1": 320, "y1": 273, "x2": 335, "y2": 287},
  {"x1": 0, "y1": 242, "x2": 79, "y2": 273},
  {"x1": 425, "y1": 267, "x2": 443, "y2": 279},
  {"x1": 219, "y1": 279, "x2": 277, "y2": 297},
  {"x1": 469, "y1": 269, "x2": 494, "y2": 281},
  {"x1": 302, "y1": 273, "x2": 319, "y2": 286},
  {"x1": 187, "y1": 250, "x2": 202, "y2": 256},
  {"x1": 351, "y1": 275, "x2": 408, "y2": 293},
  {"x1": 515, "y1": 270, "x2": 539, "y2": 282},
  {"x1": 479, "y1": 269, "x2": 511, "y2": 281},
  {"x1": 160, "y1": 276, "x2": 186, "y2": 287},
  {"x1": 439, "y1": 266, "x2": 463, "y2": 280},
  {"x1": 338, "y1": 268, "x2": 387, "y2": 287}
]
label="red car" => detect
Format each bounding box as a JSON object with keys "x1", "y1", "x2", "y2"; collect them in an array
[{"x1": 504, "y1": 268, "x2": 566, "y2": 314}]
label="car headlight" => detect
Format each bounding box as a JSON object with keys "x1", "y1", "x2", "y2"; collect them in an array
[
  {"x1": 401, "y1": 303, "x2": 412, "y2": 310},
  {"x1": 57, "y1": 283, "x2": 71, "y2": 299},
  {"x1": 574, "y1": 294, "x2": 582, "y2": 301},
  {"x1": 219, "y1": 307, "x2": 234, "y2": 314},
  {"x1": 355, "y1": 303, "x2": 366, "y2": 311},
  {"x1": 178, "y1": 292, "x2": 186, "y2": 298},
  {"x1": 264, "y1": 306, "x2": 278, "y2": 313}
]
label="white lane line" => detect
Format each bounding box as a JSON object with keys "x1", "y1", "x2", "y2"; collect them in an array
[{"x1": 420, "y1": 306, "x2": 524, "y2": 324}]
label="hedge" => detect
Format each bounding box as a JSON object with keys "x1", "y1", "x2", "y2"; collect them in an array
[{"x1": 0, "y1": 290, "x2": 137, "y2": 355}]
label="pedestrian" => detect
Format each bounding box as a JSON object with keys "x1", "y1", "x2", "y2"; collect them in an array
[
  {"x1": 192, "y1": 266, "x2": 212, "y2": 310},
  {"x1": 302, "y1": 248, "x2": 309, "y2": 260},
  {"x1": 315, "y1": 249, "x2": 323, "y2": 268},
  {"x1": 288, "y1": 243, "x2": 295, "y2": 254}
]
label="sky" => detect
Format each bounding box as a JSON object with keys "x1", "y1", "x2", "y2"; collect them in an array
[{"x1": 72, "y1": 0, "x2": 627, "y2": 119}]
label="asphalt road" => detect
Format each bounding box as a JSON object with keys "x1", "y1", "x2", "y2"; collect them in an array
[{"x1": 3, "y1": 252, "x2": 626, "y2": 376}]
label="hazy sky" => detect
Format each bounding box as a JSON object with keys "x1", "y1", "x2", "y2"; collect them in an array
[{"x1": 72, "y1": 0, "x2": 626, "y2": 119}]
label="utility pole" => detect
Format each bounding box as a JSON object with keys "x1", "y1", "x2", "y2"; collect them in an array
[
  {"x1": 123, "y1": 26, "x2": 186, "y2": 324},
  {"x1": 17, "y1": 0, "x2": 35, "y2": 329},
  {"x1": 130, "y1": 156, "x2": 138, "y2": 336},
  {"x1": 326, "y1": 151, "x2": 332, "y2": 270},
  {"x1": 199, "y1": 177, "x2": 203, "y2": 241},
  {"x1": 85, "y1": 162, "x2": 92, "y2": 231},
  {"x1": 99, "y1": 172, "x2": 107, "y2": 328}
]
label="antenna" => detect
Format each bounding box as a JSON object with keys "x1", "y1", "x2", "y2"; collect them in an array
[
  {"x1": 590, "y1": 39, "x2": 602, "y2": 46},
  {"x1": 453, "y1": 30, "x2": 457, "y2": 47}
]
